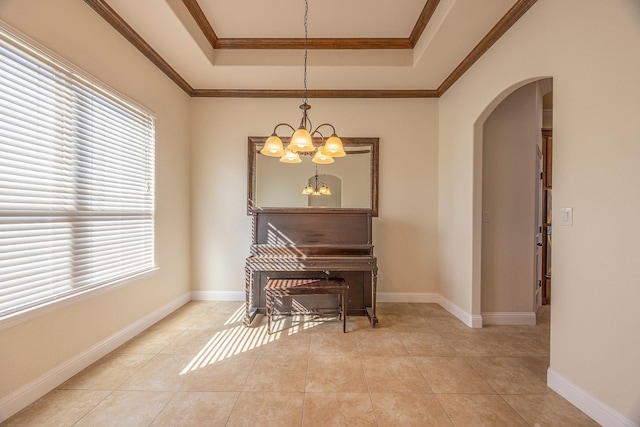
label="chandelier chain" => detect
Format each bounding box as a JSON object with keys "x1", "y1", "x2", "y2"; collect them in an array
[
  {"x1": 261, "y1": 0, "x2": 345, "y2": 166},
  {"x1": 303, "y1": 0, "x2": 309, "y2": 105}
]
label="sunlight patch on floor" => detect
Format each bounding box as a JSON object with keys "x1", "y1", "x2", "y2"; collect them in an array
[{"x1": 180, "y1": 305, "x2": 334, "y2": 374}]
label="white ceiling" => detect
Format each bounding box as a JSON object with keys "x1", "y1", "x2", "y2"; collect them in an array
[{"x1": 99, "y1": 0, "x2": 523, "y2": 93}]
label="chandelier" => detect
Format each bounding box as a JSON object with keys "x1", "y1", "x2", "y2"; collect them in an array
[
  {"x1": 302, "y1": 165, "x2": 331, "y2": 196},
  {"x1": 260, "y1": 0, "x2": 346, "y2": 165}
]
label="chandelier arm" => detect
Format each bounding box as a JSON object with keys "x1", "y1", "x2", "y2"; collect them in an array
[
  {"x1": 314, "y1": 123, "x2": 338, "y2": 135},
  {"x1": 310, "y1": 129, "x2": 324, "y2": 139},
  {"x1": 272, "y1": 123, "x2": 297, "y2": 135},
  {"x1": 305, "y1": 114, "x2": 312, "y2": 132}
]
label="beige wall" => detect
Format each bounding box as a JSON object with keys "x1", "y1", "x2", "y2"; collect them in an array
[
  {"x1": 0, "y1": 0, "x2": 191, "y2": 407},
  {"x1": 2, "y1": 0, "x2": 639, "y2": 423},
  {"x1": 481, "y1": 81, "x2": 542, "y2": 314},
  {"x1": 439, "y1": 0, "x2": 640, "y2": 422},
  {"x1": 190, "y1": 98, "x2": 439, "y2": 297}
]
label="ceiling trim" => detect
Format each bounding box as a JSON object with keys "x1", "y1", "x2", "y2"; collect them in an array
[
  {"x1": 83, "y1": 0, "x2": 194, "y2": 95},
  {"x1": 409, "y1": 0, "x2": 441, "y2": 47},
  {"x1": 191, "y1": 89, "x2": 438, "y2": 98},
  {"x1": 215, "y1": 38, "x2": 412, "y2": 50},
  {"x1": 83, "y1": 0, "x2": 538, "y2": 98},
  {"x1": 183, "y1": 0, "x2": 440, "y2": 50},
  {"x1": 182, "y1": 0, "x2": 218, "y2": 49},
  {"x1": 437, "y1": 0, "x2": 538, "y2": 95}
]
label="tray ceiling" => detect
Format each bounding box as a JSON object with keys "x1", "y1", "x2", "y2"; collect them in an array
[{"x1": 86, "y1": 0, "x2": 537, "y2": 97}]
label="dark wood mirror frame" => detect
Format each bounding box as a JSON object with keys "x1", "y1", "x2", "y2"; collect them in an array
[{"x1": 247, "y1": 136, "x2": 379, "y2": 216}]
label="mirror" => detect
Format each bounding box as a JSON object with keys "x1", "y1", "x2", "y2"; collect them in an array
[{"x1": 248, "y1": 137, "x2": 378, "y2": 216}]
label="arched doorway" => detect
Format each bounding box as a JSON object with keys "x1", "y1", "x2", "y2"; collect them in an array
[{"x1": 473, "y1": 77, "x2": 552, "y2": 325}]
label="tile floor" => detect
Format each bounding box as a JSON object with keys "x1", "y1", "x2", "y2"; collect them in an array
[{"x1": 2, "y1": 302, "x2": 599, "y2": 426}]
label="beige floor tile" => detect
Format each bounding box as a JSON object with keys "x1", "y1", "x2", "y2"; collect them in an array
[
  {"x1": 188, "y1": 310, "x2": 243, "y2": 330},
  {"x1": 260, "y1": 313, "x2": 329, "y2": 334},
  {"x1": 398, "y1": 332, "x2": 460, "y2": 357},
  {"x1": 361, "y1": 356, "x2": 431, "y2": 393},
  {"x1": 522, "y1": 334, "x2": 552, "y2": 356},
  {"x1": 306, "y1": 354, "x2": 368, "y2": 392},
  {"x1": 310, "y1": 331, "x2": 358, "y2": 356},
  {"x1": 226, "y1": 391, "x2": 304, "y2": 427},
  {"x1": 257, "y1": 328, "x2": 311, "y2": 357},
  {"x1": 149, "y1": 304, "x2": 211, "y2": 330},
  {"x1": 111, "y1": 328, "x2": 183, "y2": 354},
  {"x1": 495, "y1": 333, "x2": 550, "y2": 357},
  {"x1": 160, "y1": 329, "x2": 220, "y2": 355},
  {"x1": 439, "y1": 332, "x2": 511, "y2": 356},
  {"x1": 58, "y1": 353, "x2": 153, "y2": 390},
  {"x1": 377, "y1": 302, "x2": 421, "y2": 316},
  {"x1": 465, "y1": 356, "x2": 551, "y2": 394},
  {"x1": 411, "y1": 303, "x2": 457, "y2": 319},
  {"x1": 437, "y1": 394, "x2": 528, "y2": 426},
  {"x1": 7, "y1": 302, "x2": 599, "y2": 426},
  {"x1": 474, "y1": 324, "x2": 549, "y2": 335},
  {"x1": 74, "y1": 390, "x2": 174, "y2": 426},
  {"x1": 118, "y1": 354, "x2": 193, "y2": 391},
  {"x1": 413, "y1": 356, "x2": 494, "y2": 394},
  {"x1": 243, "y1": 354, "x2": 308, "y2": 392},
  {"x1": 181, "y1": 353, "x2": 255, "y2": 392},
  {"x1": 177, "y1": 323, "x2": 266, "y2": 364},
  {"x1": 370, "y1": 392, "x2": 453, "y2": 427},
  {"x1": 503, "y1": 394, "x2": 601, "y2": 426},
  {"x1": 355, "y1": 331, "x2": 409, "y2": 356},
  {"x1": 302, "y1": 392, "x2": 377, "y2": 427},
  {"x1": 150, "y1": 391, "x2": 239, "y2": 426},
  {"x1": 349, "y1": 315, "x2": 393, "y2": 332},
  {"x1": 425, "y1": 317, "x2": 476, "y2": 333},
  {"x1": 209, "y1": 301, "x2": 246, "y2": 316},
  {"x1": 2, "y1": 390, "x2": 109, "y2": 427},
  {"x1": 385, "y1": 314, "x2": 434, "y2": 332},
  {"x1": 261, "y1": 309, "x2": 346, "y2": 333},
  {"x1": 516, "y1": 356, "x2": 550, "y2": 380}
]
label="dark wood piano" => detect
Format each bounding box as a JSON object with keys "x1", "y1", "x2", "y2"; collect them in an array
[{"x1": 244, "y1": 209, "x2": 378, "y2": 327}]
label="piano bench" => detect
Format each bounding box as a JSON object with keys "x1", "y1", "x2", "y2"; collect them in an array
[{"x1": 264, "y1": 278, "x2": 348, "y2": 334}]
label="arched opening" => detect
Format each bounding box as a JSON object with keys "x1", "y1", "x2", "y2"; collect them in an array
[{"x1": 472, "y1": 77, "x2": 553, "y2": 325}]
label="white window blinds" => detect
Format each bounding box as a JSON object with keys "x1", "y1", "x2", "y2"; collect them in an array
[{"x1": 0, "y1": 28, "x2": 155, "y2": 319}]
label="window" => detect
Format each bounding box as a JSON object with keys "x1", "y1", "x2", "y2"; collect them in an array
[{"x1": 0, "y1": 26, "x2": 155, "y2": 319}]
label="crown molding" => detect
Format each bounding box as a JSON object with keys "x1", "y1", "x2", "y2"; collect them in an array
[
  {"x1": 84, "y1": 0, "x2": 538, "y2": 99},
  {"x1": 437, "y1": 0, "x2": 538, "y2": 96},
  {"x1": 409, "y1": 0, "x2": 441, "y2": 46},
  {"x1": 184, "y1": 0, "x2": 439, "y2": 50},
  {"x1": 182, "y1": 0, "x2": 218, "y2": 48},
  {"x1": 191, "y1": 89, "x2": 438, "y2": 98},
  {"x1": 83, "y1": 0, "x2": 194, "y2": 95}
]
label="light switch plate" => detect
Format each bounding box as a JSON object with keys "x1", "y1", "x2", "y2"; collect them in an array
[{"x1": 560, "y1": 207, "x2": 573, "y2": 226}]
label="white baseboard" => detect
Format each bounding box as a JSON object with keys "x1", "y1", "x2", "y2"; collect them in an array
[
  {"x1": 0, "y1": 292, "x2": 190, "y2": 423},
  {"x1": 482, "y1": 311, "x2": 536, "y2": 325},
  {"x1": 548, "y1": 368, "x2": 639, "y2": 427},
  {"x1": 191, "y1": 290, "x2": 244, "y2": 301},
  {"x1": 437, "y1": 296, "x2": 483, "y2": 328}
]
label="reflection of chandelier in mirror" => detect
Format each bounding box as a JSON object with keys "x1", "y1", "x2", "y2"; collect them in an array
[
  {"x1": 260, "y1": 0, "x2": 346, "y2": 165},
  {"x1": 302, "y1": 168, "x2": 331, "y2": 196}
]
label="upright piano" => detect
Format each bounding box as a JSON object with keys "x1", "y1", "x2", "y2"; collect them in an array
[{"x1": 244, "y1": 209, "x2": 378, "y2": 327}]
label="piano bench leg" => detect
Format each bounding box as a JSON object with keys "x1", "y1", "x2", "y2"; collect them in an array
[
  {"x1": 341, "y1": 289, "x2": 347, "y2": 333},
  {"x1": 266, "y1": 291, "x2": 273, "y2": 334}
]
